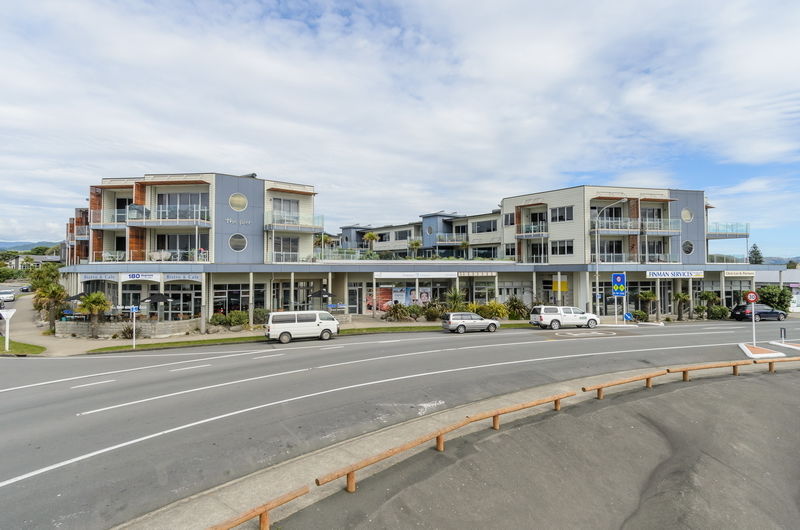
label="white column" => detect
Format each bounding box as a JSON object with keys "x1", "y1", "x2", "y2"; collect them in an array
[
  {"x1": 656, "y1": 278, "x2": 661, "y2": 321},
  {"x1": 372, "y1": 274, "x2": 376, "y2": 318},
  {"x1": 557, "y1": 271, "x2": 563, "y2": 305},
  {"x1": 720, "y1": 272, "x2": 726, "y2": 308},
  {"x1": 117, "y1": 280, "x2": 123, "y2": 309},
  {"x1": 532, "y1": 271, "x2": 537, "y2": 304},
  {"x1": 688, "y1": 277, "x2": 694, "y2": 319},
  {"x1": 207, "y1": 273, "x2": 214, "y2": 319},
  {"x1": 415, "y1": 277, "x2": 419, "y2": 304},
  {"x1": 344, "y1": 272, "x2": 349, "y2": 314},
  {"x1": 248, "y1": 272, "x2": 254, "y2": 326},
  {"x1": 290, "y1": 272, "x2": 295, "y2": 311},
  {"x1": 200, "y1": 273, "x2": 207, "y2": 334},
  {"x1": 455, "y1": 275, "x2": 460, "y2": 293},
  {"x1": 494, "y1": 274, "x2": 499, "y2": 302},
  {"x1": 584, "y1": 271, "x2": 591, "y2": 312}
]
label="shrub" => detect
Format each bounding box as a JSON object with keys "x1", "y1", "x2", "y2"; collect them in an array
[
  {"x1": 756, "y1": 285, "x2": 792, "y2": 312},
  {"x1": 466, "y1": 302, "x2": 482, "y2": 314},
  {"x1": 707, "y1": 305, "x2": 730, "y2": 320},
  {"x1": 632, "y1": 309, "x2": 648, "y2": 322},
  {"x1": 253, "y1": 308, "x2": 270, "y2": 325},
  {"x1": 119, "y1": 325, "x2": 134, "y2": 339},
  {"x1": 384, "y1": 303, "x2": 409, "y2": 321},
  {"x1": 424, "y1": 304, "x2": 442, "y2": 321},
  {"x1": 478, "y1": 300, "x2": 509, "y2": 320},
  {"x1": 227, "y1": 310, "x2": 249, "y2": 327},
  {"x1": 664, "y1": 316, "x2": 672, "y2": 322},
  {"x1": 504, "y1": 296, "x2": 529, "y2": 320},
  {"x1": 406, "y1": 304, "x2": 423, "y2": 321},
  {"x1": 209, "y1": 313, "x2": 228, "y2": 326}
]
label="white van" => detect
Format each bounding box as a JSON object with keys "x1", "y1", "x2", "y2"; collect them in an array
[{"x1": 266, "y1": 310, "x2": 340, "y2": 344}]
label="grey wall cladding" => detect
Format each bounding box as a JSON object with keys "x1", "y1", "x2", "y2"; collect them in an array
[{"x1": 214, "y1": 175, "x2": 265, "y2": 264}]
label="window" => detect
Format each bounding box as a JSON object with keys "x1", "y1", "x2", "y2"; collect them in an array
[
  {"x1": 472, "y1": 220, "x2": 497, "y2": 233},
  {"x1": 274, "y1": 236, "x2": 299, "y2": 262},
  {"x1": 156, "y1": 192, "x2": 209, "y2": 220},
  {"x1": 681, "y1": 208, "x2": 694, "y2": 223},
  {"x1": 272, "y1": 198, "x2": 300, "y2": 224},
  {"x1": 550, "y1": 240, "x2": 574, "y2": 255},
  {"x1": 503, "y1": 213, "x2": 515, "y2": 226},
  {"x1": 297, "y1": 313, "x2": 316, "y2": 323},
  {"x1": 472, "y1": 246, "x2": 497, "y2": 259},
  {"x1": 229, "y1": 193, "x2": 247, "y2": 212},
  {"x1": 319, "y1": 312, "x2": 336, "y2": 321},
  {"x1": 505, "y1": 243, "x2": 516, "y2": 257},
  {"x1": 641, "y1": 240, "x2": 664, "y2": 255},
  {"x1": 454, "y1": 224, "x2": 467, "y2": 234},
  {"x1": 272, "y1": 313, "x2": 296, "y2": 324},
  {"x1": 594, "y1": 240, "x2": 623, "y2": 254},
  {"x1": 550, "y1": 206, "x2": 573, "y2": 222},
  {"x1": 682, "y1": 240, "x2": 694, "y2": 255},
  {"x1": 642, "y1": 208, "x2": 662, "y2": 220},
  {"x1": 590, "y1": 206, "x2": 622, "y2": 220},
  {"x1": 562, "y1": 307, "x2": 573, "y2": 314},
  {"x1": 377, "y1": 232, "x2": 390, "y2": 242},
  {"x1": 395, "y1": 230, "x2": 411, "y2": 240},
  {"x1": 229, "y1": 234, "x2": 247, "y2": 252},
  {"x1": 155, "y1": 233, "x2": 210, "y2": 261}
]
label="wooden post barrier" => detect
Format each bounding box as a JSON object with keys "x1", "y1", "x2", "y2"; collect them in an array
[
  {"x1": 208, "y1": 485, "x2": 309, "y2": 530},
  {"x1": 581, "y1": 370, "x2": 668, "y2": 400},
  {"x1": 753, "y1": 356, "x2": 800, "y2": 373},
  {"x1": 666, "y1": 360, "x2": 753, "y2": 381},
  {"x1": 315, "y1": 392, "x2": 575, "y2": 493}
]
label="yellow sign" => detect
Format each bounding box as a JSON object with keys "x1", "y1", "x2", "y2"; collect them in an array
[{"x1": 553, "y1": 280, "x2": 568, "y2": 292}]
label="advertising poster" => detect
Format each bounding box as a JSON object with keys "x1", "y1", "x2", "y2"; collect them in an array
[{"x1": 392, "y1": 287, "x2": 407, "y2": 306}]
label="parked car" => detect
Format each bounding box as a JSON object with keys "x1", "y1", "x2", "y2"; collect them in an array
[
  {"x1": 731, "y1": 304, "x2": 786, "y2": 322},
  {"x1": 441, "y1": 312, "x2": 499, "y2": 333},
  {"x1": 530, "y1": 306, "x2": 599, "y2": 330},
  {"x1": 265, "y1": 310, "x2": 340, "y2": 344},
  {"x1": 19, "y1": 285, "x2": 31, "y2": 292},
  {"x1": 0, "y1": 290, "x2": 16, "y2": 303}
]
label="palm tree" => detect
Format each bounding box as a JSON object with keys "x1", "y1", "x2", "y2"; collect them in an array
[
  {"x1": 33, "y1": 283, "x2": 67, "y2": 331},
  {"x1": 637, "y1": 290, "x2": 658, "y2": 317},
  {"x1": 697, "y1": 291, "x2": 720, "y2": 319},
  {"x1": 314, "y1": 233, "x2": 332, "y2": 259},
  {"x1": 362, "y1": 232, "x2": 379, "y2": 251},
  {"x1": 674, "y1": 292, "x2": 690, "y2": 321},
  {"x1": 79, "y1": 292, "x2": 112, "y2": 338},
  {"x1": 445, "y1": 287, "x2": 467, "y2": 311},
  {"x1": 408, "y1": 239, "x2": 422, "y2": 258},
  {"x1": 459, "y1": 239, "x2": 470, "y2": 259}
]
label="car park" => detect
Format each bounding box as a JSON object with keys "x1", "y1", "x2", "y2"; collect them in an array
[
  {"x1": 441, "y1": 312, "x2": 499, "y2": 333},
  {"x1": 731, "y1": 304, "x2": 787, "y2": 322},
  {"x1": 265, "y1": 310, "x2": 340, "y2": 344},
  {"x1": 530, "y1": 305, "x2": 599, "y2": 330}
]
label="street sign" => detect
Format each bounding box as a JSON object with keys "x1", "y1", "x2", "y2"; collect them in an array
[
  {"x1": 0, "y1": 309, "x2": 16, "y2": 352},
  {"x1": 612, "y1": 273, "x2": 627, "y2": 297},
  {"x1": 623, "y1": 312, "x2": 633, "y2": 321},
  {"x1": 744, "y1": 291, "x2": 759, "y2": 303},
  {"x1": 130, "y1": 306, "x2": 140, "y2": 313}
]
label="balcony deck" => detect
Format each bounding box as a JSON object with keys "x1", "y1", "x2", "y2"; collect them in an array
[{"x1": 706, "y1": 222, "x2": 750, "y2": 240}]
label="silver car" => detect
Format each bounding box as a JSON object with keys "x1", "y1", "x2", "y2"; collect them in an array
[
  {"x1": 441, "y1": 312, "x2": 499, "y2": 333},
  {"x1": 0, "y1": 290, "x2": 15, "y2": 303}
]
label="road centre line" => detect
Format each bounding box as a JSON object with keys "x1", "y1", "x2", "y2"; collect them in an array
[
  {"x1": 252, "y1": 354, "x2": 285, "y2": 360},
  {"x1": 70, "y1": 380, "x2": 115, "y2": 389},
  {"x1": 0, "y1": 350, "x2": 266, "y2": 394},
  {"x1": 2, "y1": 339, "x2": 744, "y2": 490},
  {"x1": 169, "y1": 364, "x2": 212, "y2": 372}
]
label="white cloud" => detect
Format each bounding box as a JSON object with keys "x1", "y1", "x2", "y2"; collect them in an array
[{"x1": 0, "y1": 0, "x2": 798, "y2": 254}]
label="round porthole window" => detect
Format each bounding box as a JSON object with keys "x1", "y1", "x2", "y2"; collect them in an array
[
  {"x1": 426, "y1": 226, "x2": 433, "y2": 235},
  {"x1": 229, "y1": 234, "x2": 247, "y2": 252},
  {"x1": 682, "y1": 241, "x2": 694, "y2": 255},
  {"x1": 680, "y1": 208, "x2": 694, "y2": 223},
  {"x1": 229, "y1": 193, "x2": 248, "y2": 212}
]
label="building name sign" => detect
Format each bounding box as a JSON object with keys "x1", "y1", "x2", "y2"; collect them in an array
[
  {"x1": 646, "y1": 271, "x2": 704, "y2": 279},
  {"x1": 374, "y1": 272, "x2": 458, "y2": 279},
  {"x1": 164, "y1": 273, "x2": 202, "y2": 282},
  {"x1": 79, "y1": 273, "x2": 118, "y2": 282},
  {"x1": 224, "y1": 217, "x2": 252, "y2": 226},
  {"x1": 723, "y1": 271, "x2": 755, "y2": 277},
  {"x1": 122, "y1": 272, "x2": 162, "y2": 282}
]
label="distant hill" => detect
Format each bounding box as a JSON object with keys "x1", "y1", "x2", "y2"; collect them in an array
[
  {"x1": 0, "y1": 241, "x2": 60, "y2": 251},
  {"x1": 764, "y1": 256, "x2": 800, "y2": 265}
]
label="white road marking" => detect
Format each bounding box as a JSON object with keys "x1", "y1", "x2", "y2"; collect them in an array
[
  {"x1": 320, "y1": 346, "x2": 344, "y2": 350},
  {"x1": 70, "y1": 380, "x2": 115, "y2": 389},
  {"x1": 169, "y1": 364, "x2": 211, "y2": 372},
  {"x1": 76, "y1": 368, "x2": 309, "y2": 416},
  {"x1": 252, "y1": 354, "x2": 285, "y2": 360},
  {"x1": 317, "y1": 350, "x2": 445, "y2": 369},
  {"x1": 1, "y1": 339, "x2": 745, "y2": 490}
]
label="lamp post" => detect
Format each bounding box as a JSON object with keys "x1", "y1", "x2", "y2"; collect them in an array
[{"x1": 594, "y1": 198, "x2": 627, "y2": 316}]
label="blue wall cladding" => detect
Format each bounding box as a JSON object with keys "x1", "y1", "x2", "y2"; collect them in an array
[{"x1": 214, "y1": 175, "x2": 266, "y2": 264}]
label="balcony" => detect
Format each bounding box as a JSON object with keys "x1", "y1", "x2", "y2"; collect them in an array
[
  {"x1": 591, "y1": 252, "x2": 635, "y2": 263},
  {"x1": 75, "y1": 226, "x2": 89, "y2": 240},
  {"x1": 127, "y1": 205, "x2": 211, "y2": 228},
  {"x1": 707, "y1": 254, "x2": 748, "y2": 264},
  {"x1": 90, "y1": 209, "x2": 128, "y2": 229},
  {"x1": 641, "y1": 218, "x2": 681, "y2": 233},
  {"x1": 265, "y1": 213, "x2": 323, "y2": 233},
  {"x1": 640, "y1": 253, "x2": 681, "y2": 264},
  {"x1": 91, "y1": 249, "x2": 210, "y2": 263},
  {"x1": 706, "y1": 222, "x2": 749, "y2": 240},
  {"x1": 590, "y1": 218, "x2": 640, "y2": 234},
  {"x1": 435, "y1": 233, "x2": 468, "y2": 245},
  {"x1": 516, "y1": 222, "x2": 549, "y2": 239}
]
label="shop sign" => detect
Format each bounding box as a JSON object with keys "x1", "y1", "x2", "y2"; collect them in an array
[
  {"x1": 164, "y1": 273, "x2": 202, "y2": 282},
  {"x1": 723, "y1": 271, "x2": 755, "y2": 277},
  {"x1": 645, "y1": 271, "x2": 704, "y2": 279},
  {"x1": 456, "y1": 272, "x2": 496, "y2": 277},
  {"x1": 79, "y1": 273, "x2": 118, "y2": 282},
  {"x1": 374, "y1": 272, "x2": 458, "y2": 279},
  {"x1": 121, "y1": 272, "x2": 162, "y2": 282}
]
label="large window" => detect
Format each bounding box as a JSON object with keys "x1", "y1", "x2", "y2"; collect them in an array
[
  {"x1": 505, "y1": 243, "x2": 516, "y2": 257},
  {"x1": 213, "y1": 283, "x2": 266, "y2": 314},
  {"x1": 395, "y1": 230, "x2": 411, "y2": 240},
  {"x1": 377, "y1": 232, "x2": 390, "y2": 242},
  {"x1": 156, "y1": 192, "x2": 209, "y2": 220},
  {"x1": 590, "y1": 206, "x2": 622, "y2": 220},
  {"x1": 272, "y1": 198, "x2": 300, "y2": 224},
  {"x1": 472, "y1": 246, "x2": 497, "y2": 258},
  {"x1": 274, "y1": 236, "x2": 299, "y2": 262},
  {"x1": 454, "y1": 224, "x2": 467, "y2": 234},
  {"x1": 503, "y1": 213, "x2": 515, "y2": 226},
  {"x1": 550, "y1": 206, "x2": 573, "y2": 222},
  {"x1": 155, "y1": 233, "x2": 209, "y2": 261},
  {"x1": 641, "y1": 207, "x2": 662, "y2": 220},
  {"x1": 472, "y1": 220, "x2": 497, "y2": 233},
  {"x1": 550, "y1": 240, "x2": 574, "y2": 255}
]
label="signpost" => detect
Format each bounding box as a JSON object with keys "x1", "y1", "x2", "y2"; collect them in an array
[
  {"x1": 0, "y1": 309, "x2": 17, "y2": 352},
  {"x1": 744, "y1": 291, "x2": 759, "y2": 346},
  {"x1": 130, "y1": 305, "x2": 139, "y2": 350},
  {"x1": 612, "y1": 273, "x2": 627, "y2": 325}
]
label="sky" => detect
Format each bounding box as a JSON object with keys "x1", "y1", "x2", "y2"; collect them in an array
[{"x1": 1, "y1": 0, "x2": 799, "y2": 257}]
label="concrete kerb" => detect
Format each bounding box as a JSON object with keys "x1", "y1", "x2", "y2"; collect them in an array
[{"x1": 115, "y1": 361, "x2": 781, "y2": 530}]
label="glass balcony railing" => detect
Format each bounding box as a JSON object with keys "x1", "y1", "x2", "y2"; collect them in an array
[
  {"x1": 641, "y1": 218, "x2": 681, "y2": 231},
  {"x1": 707, "y1": 254, "x2": 748, "y2": 263},
  {"x1": 91, "y1": 249, "x2": 210, "y2": 262},
  {"x1": 127, "y1": 205, "x2": 210, "y2": 223},
  {"x1": 435, "y1": 233, "x2": 468, "y2": 243},
  {"x1": 75, "y1": 226, "x2": 89, "y2": 236},
  {"x1": 266, "y1": 213, "x2": 324, "y2": 228},
  {"x1": 640, "y1": 253, "x2": 681, "y2": 264},
  {"x1": 90, "y1": 209, "x2": 128, "y2": 224},
  {"x1": 707, "y1": 222, "x2": 749, "y2": 234},
  {"x1": 591, "y1": 218, "x2": 639, "y2": 230},
  {"x1": 273, "y1": 251, "x2": 300, "y2": 262},
  {"x1": 591, "y1": 252, "x2": 635, "y2": 263},
  {"x1": 519, "y1": 222, "x2": 548, "y2": 234}
]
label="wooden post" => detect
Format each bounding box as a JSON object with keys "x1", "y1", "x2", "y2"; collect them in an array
[
  {"x1": 259, "y1": 511, "x2": 269, "y2": 530},
  {"x1": 436, "y1": 434, "x2": 445, "y2": 452},
  {"x1": 596, "y1": 388, "x2": 604, "y2": 400},
  {"x1": 682, "y1": 371, "x2": 689, "y2": 381},
  {"x1": 492, "y1": 415, "x2": 500, "y2": 430},
  {"x1": 346, "y1": 471, "x2": 356, "y2": 493},
  {"x1": 645, "y1": 377, "x2": 653, "y2": 389},
  {"x1": 732, "y1": 365, "x2": 739, "y2": 376},
  {"x1": 554, "y1": 398, "x2": 562, "y2": 411},
  {"x1": 769, "y1": 361, "x2": 775, "y2": 373}
]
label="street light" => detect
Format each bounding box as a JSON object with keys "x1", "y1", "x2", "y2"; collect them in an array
[{"x1": 594, "y1": 198, "x2": 627, "y2": 316}]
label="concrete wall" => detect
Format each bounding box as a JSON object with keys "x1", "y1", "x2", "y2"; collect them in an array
[{"x1": 56, "y1": 319, "x2": 200, "y2": 339}]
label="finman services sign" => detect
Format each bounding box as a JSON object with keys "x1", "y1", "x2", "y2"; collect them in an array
[{"x1": 646, "y1": 271, "x2": 704, "y2": 279}]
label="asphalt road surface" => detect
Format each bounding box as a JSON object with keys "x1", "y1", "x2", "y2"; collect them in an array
[{"x1": 0, "y1": 320, "x2": 796, "y2": 529}]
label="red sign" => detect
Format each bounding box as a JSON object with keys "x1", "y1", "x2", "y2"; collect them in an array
[{"x1": 745, "y1": 291, "x2": 759, "y2": 303}]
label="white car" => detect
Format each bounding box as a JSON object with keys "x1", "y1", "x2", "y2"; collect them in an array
[
  {"x1": 266, "y1": 310, "x2": 340, "y2": 344},
  {"x1": 530, "y1": 306, "x2": 599, "y2": 330},
  {"x1": 0, "y1": 290, "x2": 16, "y2": 303}
]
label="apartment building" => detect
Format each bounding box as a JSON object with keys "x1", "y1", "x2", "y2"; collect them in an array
[{"x1": 61, "y1": 177, "x2": 778, "y2": 331}]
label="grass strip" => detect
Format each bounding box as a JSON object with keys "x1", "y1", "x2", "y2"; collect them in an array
[{"x1": 2, "y1": 340, "x2": 46, "y2": 355}]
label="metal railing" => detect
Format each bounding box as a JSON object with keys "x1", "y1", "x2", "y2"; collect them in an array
[
  {"x1": 435, "y1": 233, "x2": 467, "y2": 243},
  {"x1": 590, "y1": 218, "x2": 640, "y2": 230},
  {"x1": 274, "y1": 252, "x2": 300, "y2": 262}
]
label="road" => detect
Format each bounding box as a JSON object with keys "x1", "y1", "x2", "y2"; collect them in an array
[{"x1": 0, "y1": 319, "x2": 796, "y2": 529}]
